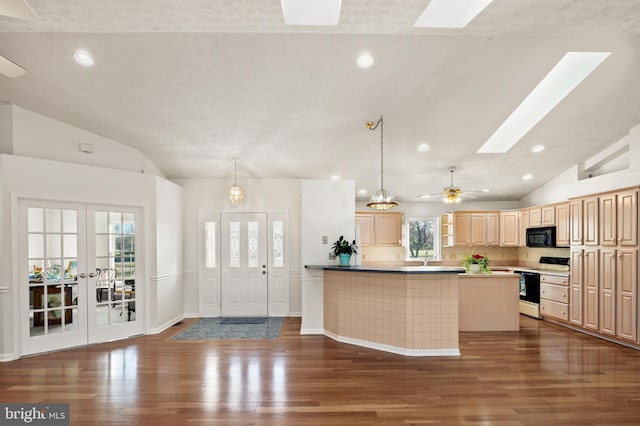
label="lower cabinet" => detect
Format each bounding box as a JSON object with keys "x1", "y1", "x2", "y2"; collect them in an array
[{"x1": 540, "y1": 274, "x2": 569, "y2": 322}]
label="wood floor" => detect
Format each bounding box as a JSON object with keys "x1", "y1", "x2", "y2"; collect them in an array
[{"x1": 1, "y1": 316, "x2": 640, "y2": 425}]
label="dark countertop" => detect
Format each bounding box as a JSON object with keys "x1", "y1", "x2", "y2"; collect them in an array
[{"x1": 304, "y1": 265, "x2": 464, "y2": 274}]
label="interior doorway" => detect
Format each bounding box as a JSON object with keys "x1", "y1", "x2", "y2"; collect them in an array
[{"x1": 18, "y1": 200, "x2": 143, "y2": 356}]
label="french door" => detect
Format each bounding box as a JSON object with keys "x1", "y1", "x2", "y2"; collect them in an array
[
  {"x1": 220, "y1": 213, "x2": 268, "y2": 316},
  {"x1": 19, "y1": 200, "x2": 142, "y2": 356}
]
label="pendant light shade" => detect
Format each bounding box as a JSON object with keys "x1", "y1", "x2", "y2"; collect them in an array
[
  {"x1": 366, "y1": 116, "x2": 398, "y2": 210},
  {"x1": 228, "y1": 158, "x2": 244, "y2": 205}
]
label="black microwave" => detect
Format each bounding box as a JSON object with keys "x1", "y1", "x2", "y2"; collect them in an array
[{"x1": 526, "y1": 226, "x2": 556, "y2": 247}]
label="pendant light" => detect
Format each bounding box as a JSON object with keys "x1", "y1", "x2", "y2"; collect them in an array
[
  {"x1": 366, "y1": 116, "x2": 398, "y2": 210},
  {"x1": 228, "y1": 158, "x2": 244, "y2": 205}
]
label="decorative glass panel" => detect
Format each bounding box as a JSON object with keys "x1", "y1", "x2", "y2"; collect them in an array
[
  {"x1": 248, "y1": 221, "x2": 259, "y2": 268},
  {"x1": 205, "y1": 221, "x2": 216, "y2": 269},
  {"x1": 273, "y1": 221, "x2": 284, "y2": 268},
  {"x1": 230, "y1": 221, "x2": 240, "y2": 268}
]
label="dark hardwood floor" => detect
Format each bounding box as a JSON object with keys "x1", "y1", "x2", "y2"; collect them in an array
[{"x1": 1, "y1": 316, "x2": 640, "y2": 425}]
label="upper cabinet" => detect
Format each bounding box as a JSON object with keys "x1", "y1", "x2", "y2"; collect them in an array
[
  {"x1": 355, "y1": 212, "x2": 402, "y2": 247},
  {"x1": 555, "y1": 203, "x2": 570, "y2": 247},
  {"x1": 499, "y1": 210, "x2": 520, "y2": 247},
  {"x1": 453, "y1": 211, "x2": 498, "y2": 247},
  {"x1": 600, "y1": 188, "x2": 638, "y2": 247}
]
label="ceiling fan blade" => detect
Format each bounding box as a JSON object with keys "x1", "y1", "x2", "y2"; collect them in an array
[
  {"x1": 0, "y1": 55, "x2": 26, "y2": 77},
  {"x1": 0, "y1": 0, "x2": 38, "y2": 20}
]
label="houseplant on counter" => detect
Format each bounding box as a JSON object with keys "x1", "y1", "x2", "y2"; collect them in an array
[
  {"x1": 462, "y1": 253, "x2": 491, "y2": 274},
  {"x1": 332, "y1": 235, "x2": 358, "y2": 266}
]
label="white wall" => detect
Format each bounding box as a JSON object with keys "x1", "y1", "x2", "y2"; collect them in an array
[
  {"x1": 300, "y1": 179, "x2": 355, "y2": 334},
  {"x1": 6, "y1": 106, "x2": 164, "y2": 178},
  {"x1": 150, "y1": 177, "x2": 185, "y2": 332},
  {"x1": 522, "y1": 125, "x2": 640, "y2": 206},
  {"x1": 172, "y1": 178, "x2": 302, "y2": 316},
  {"x1": 0, "y1": 106, "x2": 183, "y2": 360}
]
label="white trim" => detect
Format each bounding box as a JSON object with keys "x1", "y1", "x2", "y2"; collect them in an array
[
  {"x1": 150, "y1": 272, "x2": 183, "y2": 281},
  {"x1": 300, "y1": 327, "x2": 324, "y2": 335},
  {"x1": 324, "y1": 330, "x2": 461, "y2": 357},
  {"x1": 0, "y1": 287, "x2": 9, "y2": 293},
  {"x1": 148, "y1": 314, "x2": 185, "y2": 335},
  {"x1": 0, "y1": 352, "x2": 16, "y2": 362},
  {"x1": 289, "y1": 311, "x2": 301, "y2": 317}
]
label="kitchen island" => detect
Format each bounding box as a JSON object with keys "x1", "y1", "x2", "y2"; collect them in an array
[{"x1": 304, "y1": 265, "x2": 519, "y2": 356}]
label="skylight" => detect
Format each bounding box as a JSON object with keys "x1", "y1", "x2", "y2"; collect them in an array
[
  {"x1": 477, "y1": 52, "x2": 610, "y2": 154},
  {"x1": 281, "y1": 0, "x2": 342, "y2": 26},
  {"x1": 414, "y1": 0, "x2": 493, "y2": 28}
]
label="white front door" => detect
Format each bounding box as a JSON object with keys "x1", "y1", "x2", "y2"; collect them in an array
[
  {"x1": 220, "y1": 213, "x2": 268, "y2": 316},
  {"x1": 19, "y1": 201, "x2": 142, "y2": 356}
]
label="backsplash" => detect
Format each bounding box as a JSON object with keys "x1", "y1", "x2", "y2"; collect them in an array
[{"x1": 361, "y1": 245, "x2": 570, "y2": 268}]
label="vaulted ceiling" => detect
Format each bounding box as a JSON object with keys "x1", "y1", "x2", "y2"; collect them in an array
[{"x1": 1, "y1": 0, "x2": 640, "y2": 202}]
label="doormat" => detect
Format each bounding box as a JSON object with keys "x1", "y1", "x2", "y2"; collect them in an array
[
  {"x1": 220, "y1": 317, "x2": 266, "y2": 325},
  {"x1": 173, "y1": 317, "x2": 284, "y2": 340}
]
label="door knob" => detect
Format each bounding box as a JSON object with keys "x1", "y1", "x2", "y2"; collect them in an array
[
  {"x1": 79, "y1": 272, "x2": 96, "y2": 278},
  {"x1": 262, "y1": 271, "x2": 266, "y2": 275}
]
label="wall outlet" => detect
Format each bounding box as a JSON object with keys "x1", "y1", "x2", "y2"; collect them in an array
[{"x1": 322, "y1": 236, "x2": 328, "y2": 244}]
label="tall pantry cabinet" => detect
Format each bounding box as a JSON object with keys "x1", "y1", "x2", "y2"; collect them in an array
[{"x1": 569, "y1": 187, "x2": 639, "y2": 345}]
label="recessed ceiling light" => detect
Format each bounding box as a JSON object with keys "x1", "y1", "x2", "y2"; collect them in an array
[
  {"x1": 358, "y1": 189, "x2": 368, "y2": 195},
  {"x1": 330, "y1": 175, "x2": 341, "y2": 181},
  {"x1": 417, "y1": 143, "x2": 430, "y2": 152},
  {"x1": 357, "y1": 53, "x2": 374, "y2": 69},
  {"x1": 522, "y1": 174, "x2": 534, "y2": 181},
  {"x1": 482, "y1": 189, "x2": 490, "y2": 193},
  {"x1": 477, "y1": 52, "x2": 610, "y2": 154},
  {"x1": 531, "y1": 145, "x2": 545, "y2": 153},
  {"x1": 73, "y1": 50, "x2": 94, "y2": 66},
  {"x1": 281, "y1": 0, "x2": 342, "y2": 26},
  {"x1": 420, "y1": 194, "x2": 431, "y2": 199},
  {"x1": 414, "y1": 0, "x2": 493, "y2": 28}
]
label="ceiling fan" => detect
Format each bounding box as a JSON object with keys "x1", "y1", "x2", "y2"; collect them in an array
[
  {"x1": 0, "y1": 0, "x2": 38, "y2": 78},
  {"x1": 418, "y1": 166, "x2": 481, "y2": 204}
]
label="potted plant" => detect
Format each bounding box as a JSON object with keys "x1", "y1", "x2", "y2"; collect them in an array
[
  {"x1": 332, "y1": 235, "x2": 358, "y2": 266},
  {"x1": 462, "y1": 253, "x2": 491, "y2": 274}
]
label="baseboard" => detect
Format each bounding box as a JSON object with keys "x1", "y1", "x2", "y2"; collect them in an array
[
  {"x1": 148, "y1": 314, "x2": 185, "y2": 334},
  {"x1": 183, "y1": 313, "x2": 200, "y2": 318},
  {"x1": 0, "y1": 352, "x2": 16, "y2": 363},
  {"x1": 289, "y1": 312, "x2": 301, "y2": 317},
  {"x1": 300, "y1": 328, "x2": 324, "y2": 335},
  {"x1": 324, "y1": 330, "x2": 461, "y2": 357}
]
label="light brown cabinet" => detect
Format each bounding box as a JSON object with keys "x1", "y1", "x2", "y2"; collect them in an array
[
  {"x1": 355, "y1": 214, "x2": 375, "y2": 246},
  {"x1": 355, "y1": 212, "x2": 402, "y2": 247},
  {"x1": 569, "y1": 249, "x2": 583, "y2": 326},
  {"x1": 567, "y1": 187, "x2": 639, "y2": 348},
  {"x1": 555, "y1": 203, "x2": 570, "y2": 247},
  {"x1": 540, "y1": 274, "x2": 569, "y2": 322},
  {"x1": 486, "y1": 213, "x2": 500, "y2": 246},
  {"x1": 519, "y1": 209, "x2": 529, "y2": 247},
  {"x1": 583, "y1": 248, "x2": 600, "y2": 331},
  {"x1": 570, "y1": 199, "x2": 583, "y2": 245},
  {"x1": 542, "y1": 206, "x2": 556, "y2": 226},
  {"x1": 453, "y1": 212, "x2": 498, "y2": 247},
  {"x1": 617, "y1": 249, "x2": 638, "y2": 342},
  {"x1": 499, "y1": 210, "x2": 519, "y2": 247},
  {"x1": 583, "y1": 196, "x2": 599, "y2": 246},
  {"x1": 529, "y1": 208, "x2": 542, "y2": 227}
]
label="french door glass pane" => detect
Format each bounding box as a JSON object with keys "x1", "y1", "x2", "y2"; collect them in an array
[{"x1": 27, "y1": 207, "x2": 78, "y2": 338}]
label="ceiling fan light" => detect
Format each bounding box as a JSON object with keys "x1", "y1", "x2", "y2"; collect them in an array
[{"x1": 367, "y1": 189, "x2": 398, "y2": 210}]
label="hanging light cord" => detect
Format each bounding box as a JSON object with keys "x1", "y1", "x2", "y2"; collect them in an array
[
  {"x1": 233, "y1": 158, "x2": 238, "y2": 185},
  {"x1": 367, "y1": 116, "x2": 384, "y2": 190}
]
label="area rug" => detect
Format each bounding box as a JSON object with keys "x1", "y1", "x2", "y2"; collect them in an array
[
  {"x1": 220, "y1": 317, "x2": 266, "y2": 325},
  {"x1": 173, "y1": 317, "x2": 284, "y2": 340}
]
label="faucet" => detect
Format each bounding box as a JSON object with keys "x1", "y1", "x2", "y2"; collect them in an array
[{"x1": 423, "y1": 255, "x2": 432, "y2": 266}]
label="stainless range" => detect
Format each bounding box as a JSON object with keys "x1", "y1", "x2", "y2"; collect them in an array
[{"x1": 514, "y1": 256, "x2": 570, "y2": 319}]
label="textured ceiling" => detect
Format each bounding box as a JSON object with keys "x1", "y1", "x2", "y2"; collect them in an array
[{"x1": 1, "y1": 0, "x2": 640, "y2": 202}]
